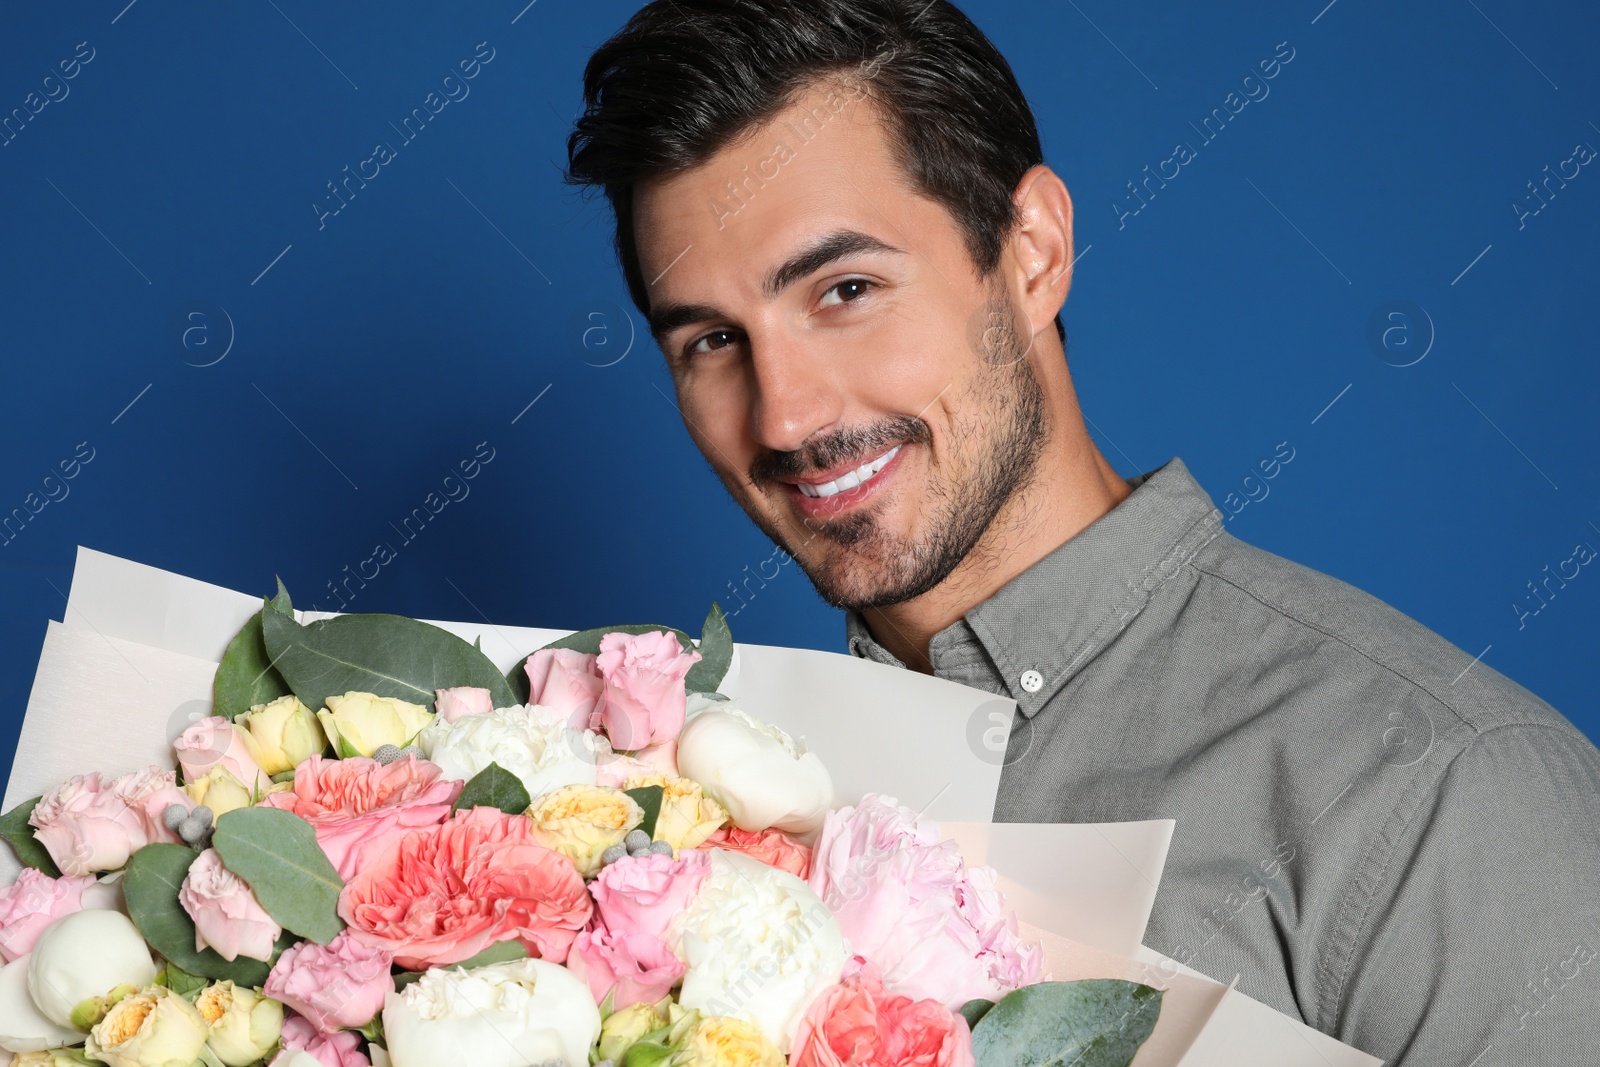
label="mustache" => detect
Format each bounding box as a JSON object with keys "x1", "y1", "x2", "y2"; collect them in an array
[{"x1": 750, "y1": 414, "x2": 930, "y2": 485}]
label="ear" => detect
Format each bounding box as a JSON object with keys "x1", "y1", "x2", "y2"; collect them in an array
[{"x1": 1007, "y1": 164, "x2": 1074, "y2": 341}]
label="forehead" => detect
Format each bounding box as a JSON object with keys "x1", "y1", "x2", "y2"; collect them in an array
[{"x1": 632, "y1": 79, "x2": 957, "y2": 316}]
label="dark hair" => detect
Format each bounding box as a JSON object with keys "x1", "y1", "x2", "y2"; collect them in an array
[{"x1": 564, "y1": 0, "x2": 1068, "y2": 349}]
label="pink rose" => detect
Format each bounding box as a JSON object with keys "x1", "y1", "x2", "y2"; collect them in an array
[
  {"x1": 791, "y1": 963, "x2": 975, "y2": 1067},
  {"x1": 696, "y1": 826, "x2": 812, "y2": 879},
  {"x1": 178, "y1": 848, "x2": 282, "y2": 962},
  {"x1": 434, "y1": 686, "x2": 493, "y2": 724},
  {"x1": 589, "y1": 849, "x2": 710, "y2": 944},
  {"x1": 262, "y1": 755, "x2": 461, "y2": 879},
  {"x1": 30, "y1": 771, "x2": 155, "y2": 876},
  {"x1": 275, "y1": 1015, "x2": 369, "y2": 1067},
  {"x1": 594, "y1": 631, "x2": 701, "y2": 751},
  {"x1": 524, "y1": 648, "x2": 605, "y2": 730},
  {"x1": 568, "y1": 920, "x2": 685, "y2": 1009},
  {"x1": 338, "y1": 806, "x2": 592, "y2": 970},
  {"x1": 0, "y1": 868, "x2": 98, "y2": 962},
  {"x1": 806, "y1": 795, "x2": 1043, "y2": 1008},
  {"x1": 175, "y1": 716, "x2": 269, "y2": 791},
  {"x1": 266, "y1": 930, "x2": 394, "y2": 1032}
]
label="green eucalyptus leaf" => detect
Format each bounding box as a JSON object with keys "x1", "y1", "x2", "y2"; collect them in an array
[
  {"x1": 683, "y1": 601, "x2": 733, "y2": 694},
  {"x1": 124, "y1": 844, "x2": 274, "y2": 984},
  {"x1": 624, "y1": 784, "x2": 664, "y2": 839},
  {"x1": 452, "y1": 940, "x2": 529, "y2": 969},
  {"x1": 452, "y1": 763, "x2": 531, "y2": 815},
  {"x1": 506, "y1": 624, "x2": 696, "y2": 703},
  {"x1": 959, "y1": 998, "x2": 996, "y2": 1029},
  {"x1": 0, "y1": 797, "x2": 61, "y2": 877},
  {"x1": 215, "y1": 580, "x2": 296, "y2": 721},
  {"x1": 212, "y1": 808, "x2": 344, "y2": 945},
  {"x1": 970, "y1": 980, "x2": 1162, "y2": 1067},
  {"x1": 261, "y1": 608, "x2": 516, "y2": 713},
  {"x1": 393, "y1": 970, "x2": 424, "y2": 991},
  {"x1": 159, "y1": 963, "x2": 210, "y2": 999}
]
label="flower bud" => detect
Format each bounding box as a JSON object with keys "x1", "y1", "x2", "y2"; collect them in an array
[
  {"x1": 196, "y1": 981, "x2": 283, "y2": 1066},
  {"x1": 318, "y1": 692, "x2": 435, "y2": 757},
  {"x1": 237, "y1": 695, "x2": 326, "y2": 774},
  {"x1": 0, "y1": 954, "x2": 81, "y2": 1053},
  {"x1": 27, "y1": 910, "x2": 157, "y2": 1030}
]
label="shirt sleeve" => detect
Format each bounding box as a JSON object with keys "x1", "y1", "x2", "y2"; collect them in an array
[{"x1": 1329, "y1": 721, "x2": 1600, "y2": 1065}]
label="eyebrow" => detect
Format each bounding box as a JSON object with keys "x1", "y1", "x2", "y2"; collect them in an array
[{"x1": 646, "y1": 229, "x2": 908, "y2": 342}]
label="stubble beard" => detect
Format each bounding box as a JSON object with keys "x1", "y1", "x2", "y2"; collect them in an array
[{"x1": 730, "y1": 281, "x2": 1050, "y2": 613}]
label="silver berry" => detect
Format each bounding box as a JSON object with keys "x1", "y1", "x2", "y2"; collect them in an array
[
  {"x1": 648, "y1": 840, "x2": 674, "y2": 856},
  {"x1": 372, "y1": 744, "x2": 404, "y2": 765},
  {"x1": 624, "y1": 829, "x2": 652, "y2": 853},
  {"x1": 601, "y1": 844, "x2": 628, "y2": 866},
  {"x1": 162, "y1": 804, "x2": 189, "y2": 832}
]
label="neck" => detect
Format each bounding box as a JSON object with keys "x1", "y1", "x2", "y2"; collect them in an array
[{"x1": 861, "y1": 403, "x2": 1133, "y2": 675}]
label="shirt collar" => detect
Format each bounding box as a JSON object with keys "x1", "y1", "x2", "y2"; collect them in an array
[{"x1": 843, "y1": 455, "x2": 1225, "y2": 716}]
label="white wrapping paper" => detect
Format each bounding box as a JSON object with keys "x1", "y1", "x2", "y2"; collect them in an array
[{"x1": 0, "y1": 547, "x2": 1382, "y2": 1066}]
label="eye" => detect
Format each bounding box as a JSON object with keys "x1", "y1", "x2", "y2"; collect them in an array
[
  {"x1": 682, "y1": 327, "x2": 740, "y2": 361},
  {"x1": 819, "y1": 277, "x2": 877, "y2": 309}
]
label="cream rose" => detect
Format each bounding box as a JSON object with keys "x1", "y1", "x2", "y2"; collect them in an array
[
  {"x1": 318, "y1": 692, "x2": 435, "y2": 757},
  {"x1": 238, "y1": 694, "x2": 326, "y2": 774},
  {"x1": 526, "y1": 784, "x2": 644, "y2": 877}
]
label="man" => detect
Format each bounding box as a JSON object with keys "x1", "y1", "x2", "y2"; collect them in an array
[{"x1": 564, "y1": 1, "x2": 1600, "y2": 1061}]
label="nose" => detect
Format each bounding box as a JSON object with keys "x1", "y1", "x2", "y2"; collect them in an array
[{"x1": 745, "y1": 328, "x2": 841, "y2": 455}]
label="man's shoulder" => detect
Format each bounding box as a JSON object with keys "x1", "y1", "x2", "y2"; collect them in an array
[{"x1": 1183, "y1": 527, "x2": 1579, "y2": 742}]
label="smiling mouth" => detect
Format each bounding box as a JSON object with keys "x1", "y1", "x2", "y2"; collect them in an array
[{"x1": 794, "y1": 445, "x2": 901, "y2": 498}]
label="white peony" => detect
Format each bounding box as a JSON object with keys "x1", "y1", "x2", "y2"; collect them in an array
[
  {"x1": 673, "y1": 850, "x2": 846, "y2": 1052},
  {"x1": 676, "y1": 707, "x2": 833, "y2": 834},
  {"x1": 381, "y1": 957, "x2": 599, "y2": 1067},
  {"x1": 0, "y1": 955, "x2": 80, "y2": 1053},
  {"x1": 26, "y1": 910, "x2": 157, "y2": 1029},
  {"x1": 418, "y1": 704, "x2": 608, "y2": 801}
]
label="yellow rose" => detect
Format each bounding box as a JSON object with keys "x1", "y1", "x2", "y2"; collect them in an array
[
  {"x1": 599, "y1": 998, "x2": 672, "y2": 1063},
  {"x1": 624, "y1": 775, "x2": 729, "y2": 851},
  {"x1": 317, "y1": 692, "x2": 435, "y2": 757},
  {"x1": 85, "y1": 985, "x2": 208, "y2": 1067},
  {"x1": 196, "y1": 981, "x2": 282, "y2": 1066},
  {"x1": 237, "y1": 695, "x2": 325, "y2": 774},
  {"x1": 182, "y1": 767, "x2": 289, "y2": 818},
  {"x1": 670, "y1": 1016, "x2": 784, "y2": 1067},
  {"x1": 182, "y1": 767, "x2": 253, "y2": 818},
  {"x1": 526, "y1": 784, "x2": 644, "y2": 877}
]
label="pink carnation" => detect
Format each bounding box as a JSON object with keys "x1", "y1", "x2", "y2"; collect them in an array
[
  {"x1": 791, "y1": 963, "x2": 975, "y2": 1067},
  {"x1": 266, "y1": 930, "x2": 394, "y2": 1032},
  {"x1": 806, "y1": 795, "x2": 1043, "y2": 1008},
  {"x1": 178, "y1": 848, "x2": 282, "y2": 962},
  {"x1": 262, "y1": 754, "x2": 462, "y2": 879},
  {"x1": 594, "y1": 630, "x2": 701, "y2": 751},
  {"x1": 568, "y1": 920, "x2": 685, "y2": 1009},
  {"x1": 588, "y1": 849, "x2": 710, "y2": 944}
]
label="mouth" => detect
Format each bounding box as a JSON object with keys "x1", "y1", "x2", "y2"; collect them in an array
[{"x1": 784, "y1": 444, "x2": 903, "y2": 516}]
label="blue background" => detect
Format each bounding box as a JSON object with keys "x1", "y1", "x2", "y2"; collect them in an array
[{"x1": 1, "y1": 0, "x2": 1596, "y2": 782}]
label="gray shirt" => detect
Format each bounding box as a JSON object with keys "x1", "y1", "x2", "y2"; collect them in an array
[{"x1": 844, "y1": 455, "x2": 1600, "y2": 1065}]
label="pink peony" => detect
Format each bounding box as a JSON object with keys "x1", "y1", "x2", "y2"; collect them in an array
[
  {"x1": 806, "y1": 795, "x2": 1043, "y2": 1008},
  {"x1": 791, "y1": 963, "x2": 975, "y2": 1067},
  {"x1": 275, "y1": 1014, "x2": 369, "y2": 1067},
  {"x1": 524, "y1": 648, "x2": 605, "y2": 730},
  {"x1": 568, "y1": 920, "x2": 686, "y2": 1009},
  {"x1": 178, "y1": 848, "x2": 282, "y2": 962},
  {"x1": 697, "y1": 826, "x2": 813, "y2": 880},
  {"x1": 175, "y1": 716, "x2": 270, "y2": 791},
  {"x1": 29, "y1": 769, "x2": 173, "y2": 876},
  {"x1": 594, "y1": 630, "x2": 701, "y2": 751},
  {"x1": 338, "y1": 805, "x2": 592, "y2": 970},
  {"x1": 261, "y1": 754, "x2": 462, "y2": 879},
  {"x1": 434, "y1": 686, "x2": 493, "y2": 724},
  {"x1": 588, "y1": 848, "x2": 710, "y2": 944},
  {"x1": 265, "y1": 930, "x2": 393, "y2": 1032},
  {"x1": 0, "y1": 868, "x2": 98, "y2": 963}
]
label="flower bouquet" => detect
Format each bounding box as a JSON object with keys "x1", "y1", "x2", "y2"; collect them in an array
[{"x1": 0, "y1": 548, "x2": 1382, "y2": 1067}]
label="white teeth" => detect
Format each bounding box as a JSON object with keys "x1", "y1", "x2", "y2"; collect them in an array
[{"x1": 797, "y1": 445, "x2": 901, "y2": 498}]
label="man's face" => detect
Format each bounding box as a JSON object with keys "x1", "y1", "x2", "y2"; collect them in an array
[{"x1": 635, "y1": 78, "x2": 1051, "y2": 612}]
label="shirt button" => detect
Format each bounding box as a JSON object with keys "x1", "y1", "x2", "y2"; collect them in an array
[{"x1": 1019, "y1": 669, "x2": 1044, "y2": 693}]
